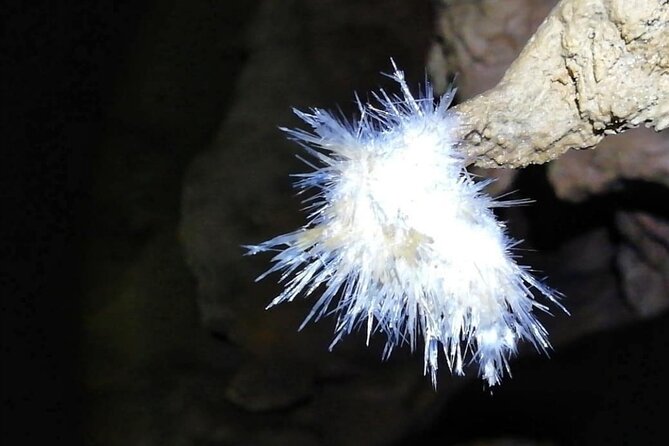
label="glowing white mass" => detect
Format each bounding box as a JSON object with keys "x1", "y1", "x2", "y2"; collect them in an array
[{"x1": 247, "y1": 62, "x2": 564, "y2": 387}]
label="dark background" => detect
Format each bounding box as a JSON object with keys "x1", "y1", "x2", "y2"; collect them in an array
[
  {"x1": 3, "y1": 2, "x2": 145, "y2": 443},
  {"x1": 3, "y1": 1, "x2": 669, "y2": 445}
]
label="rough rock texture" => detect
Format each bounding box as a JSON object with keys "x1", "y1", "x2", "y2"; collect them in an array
[
  {"x1": 429, "y1": 0, "x2": 669, "y2": 326},
  {"x1": 447, "y1": 0, "x2": 669, "y2": 168},
  {"x1": 429, "y1": 0, "x2": 560, "y2": 193}
]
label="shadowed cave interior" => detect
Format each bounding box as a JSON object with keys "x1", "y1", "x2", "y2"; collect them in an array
[{"x1": 6, "y1": 1, "x2": 669, "y2": 445}]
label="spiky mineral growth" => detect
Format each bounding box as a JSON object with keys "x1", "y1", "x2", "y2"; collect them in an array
[{"x1": 247, "y1": 63, "x2": 564, "y2": 387}]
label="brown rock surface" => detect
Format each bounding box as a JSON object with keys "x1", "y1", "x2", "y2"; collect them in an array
[
  {"x1": 429, "y1": 0, "x2": 669, "y2": 323},
  {"x1": 449, "y1": 0, "x2": 669, "y2": 168}
]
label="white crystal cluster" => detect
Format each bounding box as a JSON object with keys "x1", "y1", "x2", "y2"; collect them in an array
[{"x1": 247, "y1": 63, "x2": 564, "y2": 387}]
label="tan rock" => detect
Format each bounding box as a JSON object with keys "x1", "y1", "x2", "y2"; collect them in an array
[{"x1": 445, "y1": 0, "x2": 669, "y2": 168}]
